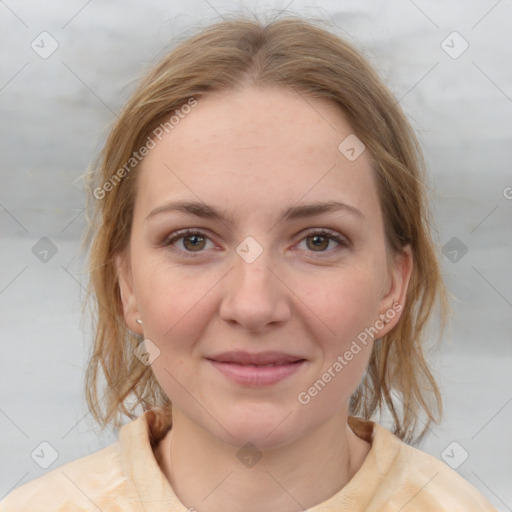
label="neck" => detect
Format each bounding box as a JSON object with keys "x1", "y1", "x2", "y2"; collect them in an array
[{"x1": 155, "y1": 408, "x2": 370, "y2": 512}]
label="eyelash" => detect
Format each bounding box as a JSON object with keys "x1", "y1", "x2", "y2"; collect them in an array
[{"x1": 161, "y1": 228, "x2": 349, "y2": 259}]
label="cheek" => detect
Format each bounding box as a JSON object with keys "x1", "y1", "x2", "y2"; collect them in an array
[
  {"x1": 133, "y1": 255, "x2": 219, "y2": 349},
  {"x1": 135, "y1": 263, "x2": 211, "y2": 402},
  {"x1": 297, "y1": 272, "x2": 378, "y2": 409},
  {"x1": 304, "y1": 268, "x2": 383, "y2": 348}
]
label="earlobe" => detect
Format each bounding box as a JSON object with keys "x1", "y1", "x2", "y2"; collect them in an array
[{"x1": 115, "y1": 252, "x2": 143, "y2": 334}]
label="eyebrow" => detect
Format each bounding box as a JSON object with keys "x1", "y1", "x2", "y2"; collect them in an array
[{"x1": 146, "y1": 199, "x2": 365, "y2": 225}]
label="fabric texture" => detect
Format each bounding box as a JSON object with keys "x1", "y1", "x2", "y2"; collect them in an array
[{"x1": 0, "y1": 408, "x2": 497, "y2": 511}]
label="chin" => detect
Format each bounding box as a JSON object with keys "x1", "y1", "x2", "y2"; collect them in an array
[{"x1": 213, "y1": 407, "x2": 304, "y2": 450}]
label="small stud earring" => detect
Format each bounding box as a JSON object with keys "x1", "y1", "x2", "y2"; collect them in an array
[{"x1": 136, "y1": 319, "x2": 143, "y2": 325}]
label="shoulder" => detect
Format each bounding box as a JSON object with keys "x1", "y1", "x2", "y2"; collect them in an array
[
  {"x1": 372, "y1": 424, "x2": 498, "y2": 511},
  {"x1": 0, "y1": 442, "x2": 141, "y2": 512}
]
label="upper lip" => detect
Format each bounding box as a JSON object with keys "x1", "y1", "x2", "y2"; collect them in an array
[{"x1": 207, "y1": 351, "x2": 305, "y2": 365}]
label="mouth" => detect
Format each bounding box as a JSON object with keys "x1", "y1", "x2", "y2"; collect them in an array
[{"x1": 206, "y1": 351, "x2": 307, "y2": 386}]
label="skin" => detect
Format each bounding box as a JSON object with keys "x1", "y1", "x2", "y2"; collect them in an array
[{"x1": 116, "y1": 86, "x2": 413, "y2": 512}]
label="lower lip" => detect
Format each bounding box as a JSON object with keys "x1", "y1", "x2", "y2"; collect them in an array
[{"x1": 208, "y1": 359, "x2": 306, "y2": 386}]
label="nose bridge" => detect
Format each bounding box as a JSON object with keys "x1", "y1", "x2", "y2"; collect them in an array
[
  {"x1": 232, "y1": 234, "x2": 275, "y2": 294},
  {"x1": 219, "y1": 234, "x2": 289, "y2": 329}
]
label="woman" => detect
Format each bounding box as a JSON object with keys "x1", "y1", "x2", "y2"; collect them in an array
[{"x1": 1, "y1": 15, "x2": 497, "y2": 511}]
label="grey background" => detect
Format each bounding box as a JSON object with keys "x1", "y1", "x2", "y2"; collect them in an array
[{"x1": 1, "y1": 0, "x2": 511, "y2": 509}]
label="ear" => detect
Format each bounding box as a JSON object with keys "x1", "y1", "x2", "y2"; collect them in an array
[
  {"x1": 115, "y1": 251, "x2": 143, "y2": 335},
  {"x1": 375, "y1": 244, "x2": 413, "y2": 338}
]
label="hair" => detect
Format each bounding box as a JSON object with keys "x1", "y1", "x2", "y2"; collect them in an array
[{"x1": 83, "y1": 14, "x2": 451, "y2": 445}]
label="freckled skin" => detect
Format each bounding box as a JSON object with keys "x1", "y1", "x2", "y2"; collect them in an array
[{"x1": 117, "y1": 86, "x2": 412, "y2": 511}]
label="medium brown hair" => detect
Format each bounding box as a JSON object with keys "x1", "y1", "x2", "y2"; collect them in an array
[{"x1": 83, "y1": 14, "x2": 451, "y2": 445}]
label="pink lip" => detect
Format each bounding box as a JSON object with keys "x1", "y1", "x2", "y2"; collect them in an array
[
  {"x1": 207, "y1": 359, "x2": 306, "y2": 386},
  {"x1": 207, "y1": 350, "x2": 304, "y2": 365}
]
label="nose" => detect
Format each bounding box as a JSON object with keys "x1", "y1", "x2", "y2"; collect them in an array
[{"x1": 219, "y1": 248, "x2": 290, "y2": 333}]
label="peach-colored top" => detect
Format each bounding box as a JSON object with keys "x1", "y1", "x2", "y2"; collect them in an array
[{"x1": 0, "y1": 408, "x2": 497, "y2": 511}]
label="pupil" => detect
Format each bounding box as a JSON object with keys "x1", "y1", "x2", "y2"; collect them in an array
[
  {"x1": 186, "y1": 235, "x2": 203, "y2": 250},
  {"x1": 311, "y1": 235, "x2": 327, "y2": 250}
]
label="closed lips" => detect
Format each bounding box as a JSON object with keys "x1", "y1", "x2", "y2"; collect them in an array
[
  {"x1": 207, "y1": 351, "x2": 305, "y2": 366},
  {"x1": 219, "y1": 362, "x2": 304, "y2": 367},
  {"x1": 207, "y1": 351, "x2": 307, "y2": 386}
]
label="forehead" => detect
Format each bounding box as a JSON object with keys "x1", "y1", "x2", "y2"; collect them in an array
[{"x1": 135, "y1": 86, "x2": 381, "y2": 225}]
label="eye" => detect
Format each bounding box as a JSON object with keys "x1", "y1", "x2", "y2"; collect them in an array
[
  {"x1": 162, "y1": 228, "x2": 349, "y2": 258},
  {"x1": 296, "y1": 228, "x2": 349, "y2": 256},
  {"x1": 162, "y1": 229, "x2": 214, "y2": 257}
]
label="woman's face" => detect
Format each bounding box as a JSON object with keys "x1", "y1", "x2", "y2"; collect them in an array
[{"x1": 117, "y1": 86, "x2": 412, "y2": 449}]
